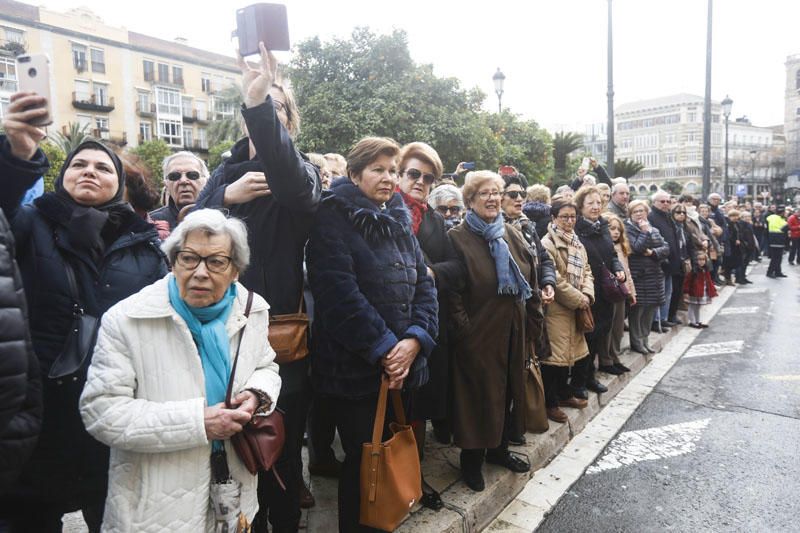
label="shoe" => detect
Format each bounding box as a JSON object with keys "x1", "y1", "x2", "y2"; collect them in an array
[
  {"x1": 587, "y1": 380, "x2": 608, "y2": 393},
  {"x1": 698, "y1": 323, "x2": 709, "y2": 328},
  {"x1": 508, "y1": 434, "x2": 527, "y2": 446},
  {"x1": 790, "y1": 261, "x2": 795, "y2": 265},
  {"x1": 571, "y1": 387, "x2": 589, "y2": 400},
  {"x1": 630, "y1": 344, "x2": 649, "y2": 355},
  {"x1": 766, "y1": 273, "x2": 776, "y2": 278},
  {"x1": 614, "y1": 363, "x2": 631, "y2": 373},
  {"x1": 651, "y1": 323, "x2": 665, "y2": 333},
  {"x1": 546, "y1": 407, "x2": 569, "y2": 423},
  {"x1": 300, "y1": 483, "x2": 315, "y2": 509},
  {"x1": 598, "y1": 364, "x2": 625, "y2": 375},
  {"x1": 661, "y1": 320, "x2": 677, "y2": 328},
  {"x1": 308, "y1": 459, "x2": 343, "y2": 478},
  {"x1": 689, "y1": 322, "x2": 703, "y2": 329},
  {"x1": 777, "y1": 273, "x2": 788, "y2": 278},
  {"x1": 741, "y1": 279, "x2": 753, "y2": 284},
  {"x1": 558, "y1": 397, "x2": 589, "y2": 409},
  {"x1": 725, "y1": 280, "x2": 736, "y2": 286},
  {"x1": 486, "y1": 451, "x2": 531, "y2": 473},
  {"x1": 461, "y1": 466, "x2": 485, "y2": 492},
  {"x1": 420, "y1": 490, "x2": 444, "y2": 511},
  {"x1": 644, "y1": 344, "x2": 657, "y2": 354}
]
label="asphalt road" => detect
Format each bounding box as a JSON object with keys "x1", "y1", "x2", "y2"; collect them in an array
[{"x1": 537, "y1": 260, "x2": 800, "y2": 533}]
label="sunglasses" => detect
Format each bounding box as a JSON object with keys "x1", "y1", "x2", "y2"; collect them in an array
[
  {"x1": 436, "y1": 205, "x2": 462, "y2": 215},
  {"x1": 166, "y1": 171, "x2": 201, "y2": 181},
  {"x1": 504, "y1": 190, "x2": 524, "y2": 200},
  {"x1": 404, "y1": 168, "x2": 435, "y2": 185},
  {"x1": 674, "y1": 210, "x2": 686, "y2": 214}
]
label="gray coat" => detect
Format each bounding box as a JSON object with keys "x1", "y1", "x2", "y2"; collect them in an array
[{"x1": 625, "y1": 220, "x2": 670, "y2": 306}]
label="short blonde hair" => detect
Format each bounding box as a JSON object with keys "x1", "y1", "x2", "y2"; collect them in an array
[
  {"x1": 307, "y1": 153, "x2": 327, "y2": 170},
  {"x1": 627, "y1": 199, "x2": 650, "y2": 217},
  {"x1": 324, "y1": 153, "x2": 347, "y2": 176},
  {"x1": 526, "y1": 184, "x2": 551, "y2": 204},
  {"x1": 727, "y1": 209, "x2": 741, "y2": 218},
  {"x1": 573, "y1": 185, "x2": 601, "y2": 211},
  {"x1": 398, "y1": 142, "x2": 443, "y2": 180},
  {"x1": 462, "y1": 170, "x2": 505, "y2": 208}
]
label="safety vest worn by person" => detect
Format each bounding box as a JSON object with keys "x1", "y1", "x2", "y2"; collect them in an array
[{"x1": 766, "y1": 214, "x2": 788, "y2": 247}]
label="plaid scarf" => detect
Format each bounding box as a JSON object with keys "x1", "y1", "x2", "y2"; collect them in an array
[{"x1": 551, "y1": 224, "x2": 585, "y2": 289}]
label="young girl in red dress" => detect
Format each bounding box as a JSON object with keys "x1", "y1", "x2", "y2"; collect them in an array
[{"x1": 683, "y1": 251, "x2": 718, "y2": 328}]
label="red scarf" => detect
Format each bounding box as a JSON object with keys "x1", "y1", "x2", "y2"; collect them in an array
[{"x1": 398, "y1": 188, "x2": 428, "y2": 235}]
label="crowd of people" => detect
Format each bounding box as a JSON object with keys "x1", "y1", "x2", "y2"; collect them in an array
[{"x1": 0, "y1": 45, "x2": 795, "y2": 533}]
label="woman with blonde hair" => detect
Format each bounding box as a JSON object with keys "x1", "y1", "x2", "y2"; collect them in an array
[{"x1": 603, "y1": 213, "x2": 636, "y2": 374}]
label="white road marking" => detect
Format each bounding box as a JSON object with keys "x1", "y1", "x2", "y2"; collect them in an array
[
  {"x1": 718, "y1": 306, "x2": 759, "y2": 315},
  {"x1": 683, "y1": 340, "x2": 744, "y2": 358},
  {"x1": 586, "y1": 419, "x2": 711, "y2": 474},
  {"x1": 735, "y1": 287, "x2": 768, "y2": 294},
  {"x1": 763, "y1": 375, "x2": 800, "y2": 382}
]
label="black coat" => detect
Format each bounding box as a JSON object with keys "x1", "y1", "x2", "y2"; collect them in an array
[
  {"x1": 412, "y1": 208, "x2": 461, "y2": 421},
  {"x1": 194, "y1": 99, "x2": 322, "y2": 393},
  {"x1": 522, "y1": 201, "x2": 552, "y2": 239},
  {"x1": 0, "y1": 137, "x2": 168, "y2": 505},
  {"x1": 625, "y1": 221, "x2": 669, "y2": 306},
  {"x1": 0, "y1": 209, "x2": 42, "y2": 493},
  {"x1": 307, "y1": 179, "x2": 438, "y2": 398},
  {"x1": 649, "y1": 207, "x2": 682, "y2": 275},
  {"x1": 503, "y1": 213, "x2": 557, "y2": 289},
  {"x1": 148, "y1": 198, "x2": 179, "y2": 230},
  {"x1": 574, "y1": 216, "x2": 624, "y2": 331}
]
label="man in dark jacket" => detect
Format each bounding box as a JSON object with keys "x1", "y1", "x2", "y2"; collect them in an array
[
  {"x1": 0, "y1": 209, "x2": 41, "y2": 494},
  {"x1": 194, "y1": 52, "x2": 321, "y2": 531},
  {"x1": 148, "y1": 151, "x2": 209, "y2": 230},
  {"x1": 649, "y1": 190, "x2": 681, "y2": 330}
]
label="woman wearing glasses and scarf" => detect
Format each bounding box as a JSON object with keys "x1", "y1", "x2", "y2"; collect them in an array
[
  {"x1": 0, "y1": 90, "x2": 167, "y2": 530},
  {"x1": 396, "y1": 142, "x2": 462, "y2": 509},
  {"x1": 449, "y1": 170, "x2": 544, "y2": 492}
]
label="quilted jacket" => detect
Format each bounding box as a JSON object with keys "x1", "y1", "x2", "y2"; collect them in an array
[{"x1": 80, "y1": 277, "x2": 282, "y2": 532}]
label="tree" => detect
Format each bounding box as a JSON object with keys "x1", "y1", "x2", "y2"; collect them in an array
[
  {"x1": 130, "y1": 139, "x2": 172, "y2": 189},
  {"x1": 552, "y1": 131, "x2": 583, "y2": 177},
  {"x1": 661, "y1": 180, "x2": 684, "y2": 196},
  {"x1": 39, "y1": 141, "x2": 65, "y2": 192},
  {"x1": 208, "y1": 140, "x2": 236, "y2": 174},
  {"x1": 50, "y1": 122, "x2": 93, "y2": 154},
  {"x1": 485, "y1": 111, "x2": 552, "y2": 182},
  {"x1": 614, "y1": 158, "x2": 645, "y2": 179},
  {"x1": 207, "y1": 84, "x2": 243, "y2": 147}
]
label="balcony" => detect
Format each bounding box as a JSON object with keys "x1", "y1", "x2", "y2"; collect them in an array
[
  {"x1": 195, "y1": 109, "x2": 209, "y2": 123},
  {"x1": 136, "y1": 101, "x2": 155, "y2": 117},
  {"x1": 73, "y1": 59, "x2": 87, "y2": 73},
  {"x1": 72, "y1": 92, "x2": 115, "y2": 112},
  {"x1": 184, "y1": 140, "x2": 208, "y2": 153},
  {"x1": 182, "y1": 107, "x2": 195, "y2": 123},
  {"x1": 93, "y1": 129, "x2": 127, "y2": 146},
  {"x1": 0, "y1": 39, "x2": 26, "y2": 58},
  {"x1": 0, "y1": 76, "x2": 18, "y2": 92}
]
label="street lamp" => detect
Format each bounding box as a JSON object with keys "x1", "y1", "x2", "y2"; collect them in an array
[
  {"x1": 492, "y1": 68, "x2": 505, "y2": 113},
  {"x1": 721, "y1": 94, "x2": 733, "y2": 199},
  {"x1": 749, "y1": 149, "x2": 757, "y2": 198}
]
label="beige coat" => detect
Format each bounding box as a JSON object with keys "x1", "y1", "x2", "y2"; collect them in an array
[
  {"x1": 541, "y1": 227, "x2": 594, "y2": 367},
  {"x1": 615, "y1": 243, "x2": 637, "y2": 301}
]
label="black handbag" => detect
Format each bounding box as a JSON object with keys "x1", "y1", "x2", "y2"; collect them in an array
[
  {"x1": 48, "y1": 259, "x2": 100, "y2": 379},
  {"x1": 598, "y1": 263, "x2": 629, "y2": 303}
]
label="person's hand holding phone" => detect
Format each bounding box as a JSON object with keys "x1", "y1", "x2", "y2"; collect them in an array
[
  {"x1": 238, "y1": 42, "x2": 278, "y2": 109},
  {"x1": 2, "y1": 92, "x2": 48, "y2": 161},
  {"x1": 224, "y1": 171, "x2": 272, "y2": 206}
]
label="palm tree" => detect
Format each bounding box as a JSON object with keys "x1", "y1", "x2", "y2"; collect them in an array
[
  {"x1": 50, "y1": 122, "x2": 94, "y2": 154},
  {"x1": 552, "y1": 131, "x2": 583, "y2": 175},
  {"x1": 614, "y1": 158, "x2": 645, "y2": 180},
  {"x1": 208, "y1": 84, "x2": 243, "y2": 147}
]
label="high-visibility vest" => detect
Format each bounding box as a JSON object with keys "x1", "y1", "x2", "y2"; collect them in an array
[{"x1": 767, "y1": 214, "x2": 787, "y2": 233}]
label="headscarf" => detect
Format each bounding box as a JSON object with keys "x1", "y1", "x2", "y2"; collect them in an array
[
  {"x1": 464, "y1": 209, "x2": 532, "y2": 301},
  {"x1": 397, "y1": 188, "x2": 428, "y2": 235}
]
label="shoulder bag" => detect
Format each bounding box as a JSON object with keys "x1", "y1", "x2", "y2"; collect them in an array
[
  {"x1": 226, "y1": 290, "x2": 286, "y2": 480},
  {"x1": 268, "y1": 293, "x2": 309, "y2": 364},
  {"x1": 524, "y1": 355, "x2": 549, "y2": 434},
  {"x1": 360, "y1": 375, "x2": 421, "y2": 531},
  {"x1": 48, "y1": 259, "x2": 100, "y2": 380},
  {"x1": 576, "y1": 306, "x2": 595, "y2": 333},
  {"x1": 598, "y1": 263, "x2": 629, "y2": 303}
]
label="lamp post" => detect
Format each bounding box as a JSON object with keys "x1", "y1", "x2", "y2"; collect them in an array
[
  {"x1": 749, "y1": 149, "x2": 757, "y2": 199},
  {"x1": 606, "y1": 0, "x2": 615, "y2": 178},
  {"x1": 492, "y1": 68, "x2": 505, "y2": 113},
  {"x1": 721, "y1": 94, "x2": 732, "y2": 198}
]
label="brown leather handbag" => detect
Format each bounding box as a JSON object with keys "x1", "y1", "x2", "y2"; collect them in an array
[
  {"x1": 359, "y1": 376, "x2": 421, "y2": 531},
  {"x1": 268, "y1": 293, "x2": 309, "y2": 364},
  {"x1": 576, "y1": 307, "x2": 595, "y2": 333},
  {"x1": 524, "y1": 356, "x2": 549, "y2": 434},
  {"x1": 226, "y1": 290, "x2": 286, "y2": 478}
]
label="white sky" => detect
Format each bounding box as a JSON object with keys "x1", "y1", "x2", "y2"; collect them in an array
[{"x1": 41, "y1": 0, "x2": 800, "y2": 132}]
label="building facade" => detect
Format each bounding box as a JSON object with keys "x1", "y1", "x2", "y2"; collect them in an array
[
  {"x1": 785, "y1": 54, "x2": 800, "y2": 188},
  {"x1": 0, "y1": 0, "x2": 241, "y2": 156}
]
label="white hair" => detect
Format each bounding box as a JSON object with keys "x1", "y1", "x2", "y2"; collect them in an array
[
  {"x1": 555, "y1": 184, "x2": 573, "y2": 195},
  {"x1": 612, "y1": 182, "x2": 630, "y2": 194},
  {"x1": 162, "y1": 151, "x2": 210, "y2": 180},
  {"x1": 651, "y1": 189, "x2": 670, "y2": 202},
  {"x1": 161, "y1": 209, "x2": 250, "y2": 273},
  {"x1": 428, "y1": 184, "x2": 464, "y2": 209}
]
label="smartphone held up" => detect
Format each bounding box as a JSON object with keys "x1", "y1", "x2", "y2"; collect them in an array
[
  {"x1": 15, "y1": 53, "x2": 53, "y2": 127},
  {"x1": 235, "y1": 3, "x2": 290, "y2": 57}
]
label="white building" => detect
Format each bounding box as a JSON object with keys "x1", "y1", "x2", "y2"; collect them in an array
[{"x1": 785, "y1": 54, "x2": 800, "y2": 187}]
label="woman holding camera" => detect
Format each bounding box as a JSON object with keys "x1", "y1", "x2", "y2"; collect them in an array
[{"x1": 0, "y1": 91, "x2": 168, "y2": 531}]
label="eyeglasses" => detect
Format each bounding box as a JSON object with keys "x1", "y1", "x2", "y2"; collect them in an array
[
  {"x1": 656, "y1": 199, "x2": 671, "y2": 204},
  {"x1": 674, "y1": 210, "x2": 686, "y2": 215},
  {"x1": 166, "y1": 171, "x2": 201, "y2": 182},
  {"x1": 477, "y1": 190, "x2": 502, "y2": 199},
  {"x1": 175, "y1": 250, "x2": 233, "y2": 273},
  {"x1": 436, "y1": 205, "x2": 462, "y2": 216},
  {"x1": 404, "y1": 168, "x2": 435, "y2": 185},
  {"x1": 557, "y1": 215, "x2": 577, "y2": 220},
  {"x1": 504, "y1": 190, "x2": 524, "y2": 200}
]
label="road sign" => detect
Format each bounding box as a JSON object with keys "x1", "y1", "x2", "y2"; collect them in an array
[{"x1": 736, "y1": 184, "x2": 747, "y2": 197}]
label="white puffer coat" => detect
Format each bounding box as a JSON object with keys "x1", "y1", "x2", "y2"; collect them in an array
[{"x1": 80, "y1": 277, "x2": 282, "y2": 532}]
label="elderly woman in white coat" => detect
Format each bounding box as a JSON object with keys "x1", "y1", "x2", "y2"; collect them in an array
[{"x1": 80, "y1": 209, "x2": 281, "y2": 532}]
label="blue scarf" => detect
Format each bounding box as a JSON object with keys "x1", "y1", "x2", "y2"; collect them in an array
[
  {"x1": 465, "y1": 210, "x2": 533, "y2": 301},
  {"x1": 168, "y1": 275, "x2": 237, "y2": 410}
]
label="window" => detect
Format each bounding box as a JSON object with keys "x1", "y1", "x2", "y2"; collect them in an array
[
  {"x1": 796, "y1": 69, "x2": 800, "y2": 90},
  {"x1": 93, "y1": 83, "x2": 109, "y2": 106},
  {"x1": 94, "y1": 116, "x2": 109, "y2": 132},
  {"x1": 143, "y1": 60, "x2": 154, "y2": 81},
  {"x1": 157, "y1": 63, "x2": 169, "y2": 83},
  {"x1": 4, "y1": 27, "x2": 23, "y2": 44},
  {"x1": 201, "y1": 73, "x2": 211, "y2": 93},
  {"x1": 90, "y1": 48, "x2": 105, "y2": 74},
  {"x1": 0, "y1": 58, "x2": 17, "y2": 92},
  {"x1": 139, "y1": 121, "x2": 152, "y2": 142},
  {"x1": 74, "y1": 80, "x2": 90, "y2": 102},
  {"x1": 687, "y1": 112, "x2": 696, "y2": 123},
  {"x1": 155, "y1": 86, "x2": 181, "y2": 116},
  {"x1": 0, "y1": 96, "x2": 9, "y2": 119},
  {"x1": 196, "y1": 100, "x2": 207, "y2": 121},
  {"x1": 172, "y1": 66, "x2": 184, "y2": 86},
  {"x1": 211, "y1": 95, "x2": 234, "y2": 118},
  {"x1": 137, "y1": 91, "x2": 151, "y2": 113},
  {"x1": 197, "y1": 127, "x2": 207, "y2": 149},
  {"x1": 664, "y1": 153, "x2": 677, "y2": 164},
  {"x1": 158, "y1": 119, "x2": 182, "y2": 146},
  {"x1": 183, "y1": 127, "x2": 193, "y2": 148},
  {"x1": 72, "y1": 43, "x2": 87, "y2": 72},
  {"x1": 76, "y1": 114, "x2": 92, "y2": 128},
  {"x1": 182, "y1": 96, "x2": 193, "y2": 118}
]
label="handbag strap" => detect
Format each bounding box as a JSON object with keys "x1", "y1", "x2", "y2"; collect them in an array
[
  {"x1": 225, "y1": 289, "x2": 254, "y2": 408},
  {"x1": 370, "y1": 375, "x2": 406, "y2": 446},
  {"x1": 61, "y1": 257, "x2": 86, "y2": 318}
]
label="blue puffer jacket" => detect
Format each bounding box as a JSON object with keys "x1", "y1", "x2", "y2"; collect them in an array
[{"x1": 307, "y1": 178, "x2": 439, "y2": 398}]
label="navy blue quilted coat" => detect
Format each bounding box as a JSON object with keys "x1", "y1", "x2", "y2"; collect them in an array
[{"x1": 307, "y1": 178, "x2": 439, "y2": 398}]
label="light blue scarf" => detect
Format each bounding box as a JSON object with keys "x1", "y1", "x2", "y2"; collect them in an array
[
  {"x1": 465, "y1": 210, "x2": 533, "y2": 301},
  {"x1": 168, "y1": 274, "x2": 237, "y2": 410}
]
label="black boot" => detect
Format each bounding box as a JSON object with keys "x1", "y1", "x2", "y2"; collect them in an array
[{"x1": 460, "y1": 449, "x2": 485, "y2": 492}]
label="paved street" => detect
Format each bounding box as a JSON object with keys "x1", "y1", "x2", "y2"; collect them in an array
[{"x1": 534, "y1": 260, "x2": 800, "y2": 532}]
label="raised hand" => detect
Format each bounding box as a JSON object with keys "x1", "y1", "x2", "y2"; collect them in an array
[
  {"x1": 2, "y1": 92, "x2": 48, "y2": 160},
  {"x1": 238, "y1": 42, "x2": 278, "y2": 109}
]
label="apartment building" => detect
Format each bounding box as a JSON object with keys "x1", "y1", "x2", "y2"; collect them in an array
[
  {"x1": 0, "y1": 0, "x2": 241, "y2": 155},
  {"x1": 785, "y1": 53, "x2": 800, "y2": 186}
]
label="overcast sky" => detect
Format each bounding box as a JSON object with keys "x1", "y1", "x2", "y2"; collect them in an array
[{"x1": 42, "y1": 0, "x2": 800, "y2": 132}]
